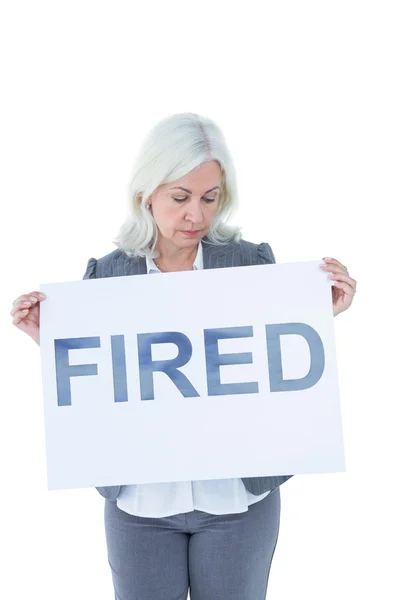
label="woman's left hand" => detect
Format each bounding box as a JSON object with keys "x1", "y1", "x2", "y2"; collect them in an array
[{"x1": 320, "y1": 257, "x2": 357, "y2": 317}]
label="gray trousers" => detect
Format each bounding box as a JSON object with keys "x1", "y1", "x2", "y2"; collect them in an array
[{"x1": 104, "y1": 487, "x2": 281, "y2": 600}]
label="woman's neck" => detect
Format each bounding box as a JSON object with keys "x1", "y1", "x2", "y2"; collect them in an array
[{"x1": 155, "y1": 241, "x2": 199, "y2": 272}]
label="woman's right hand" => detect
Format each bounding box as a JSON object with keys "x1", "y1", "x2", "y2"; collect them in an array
[{"x1": 10, "y1": 291, "x2": 46, "y2": 345}]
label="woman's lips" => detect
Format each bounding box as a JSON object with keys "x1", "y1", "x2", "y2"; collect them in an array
[{"x1": 181, "y1": 230, "x2": 201, "y2": 236}]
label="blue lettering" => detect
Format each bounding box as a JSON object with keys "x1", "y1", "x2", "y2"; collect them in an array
[
  {"x1": 266, "y1": 323, "x2": 325, "y2": 392},
  {"x1": 204, "y1": 326, "x2": 259, "y2": 396},
  {"x1": 137, "y1": 331, "x2": 200, "y2": 400},
  {"x1": 54, "y1": 337, "x2": 100, "y2": 406},
  {"x1": 111, "y1": 335, "x2": 128, "y2": 402}
]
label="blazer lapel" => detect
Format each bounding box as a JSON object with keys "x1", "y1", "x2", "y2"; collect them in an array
[
  {"x1": 202, "y1": 238, "x2": 241, "y2": 269},
  {"x1": 119, "y1": 253, "x2": 147, "y2": 276}
]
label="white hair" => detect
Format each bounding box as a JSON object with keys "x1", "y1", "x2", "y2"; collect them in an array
[{"x1": 113, "y1": 112, "x2": 242, "y2": 258}]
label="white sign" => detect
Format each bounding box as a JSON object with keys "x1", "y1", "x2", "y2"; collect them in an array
[{"x1": 39, "y1": 261, "x2": 345, "y2": 490}]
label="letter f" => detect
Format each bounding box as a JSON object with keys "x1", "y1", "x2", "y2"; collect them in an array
[{"x1": 54, "y1": 337, "x2": 100, "y2": 406}]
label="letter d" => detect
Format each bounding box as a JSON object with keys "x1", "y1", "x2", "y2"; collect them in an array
[{"x1": 266, "y1": 323, "x2": 325, "y2": 392}]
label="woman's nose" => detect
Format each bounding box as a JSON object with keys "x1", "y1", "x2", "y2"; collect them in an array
[{"x1": 185, "y1": 201, "x2": 203, "y2": 224}]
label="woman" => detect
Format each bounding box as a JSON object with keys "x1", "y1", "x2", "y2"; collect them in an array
[{"x1": 10, "y1": 112, "x2": 357, "y2": 600}]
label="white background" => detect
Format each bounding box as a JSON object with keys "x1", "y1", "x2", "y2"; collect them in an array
[{"x1": 1, "y1": 1, "x2": 398, "y2": 598}]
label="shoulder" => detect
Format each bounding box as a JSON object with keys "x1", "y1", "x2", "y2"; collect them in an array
[
  {"x1": 236, "y1": 238, "x2": 275, "y2": 264},
  {"x1": 82, "y1": 248, "x2": 139, "y2": 279},
  {"x1": 203, "y1": 237, "x2": 276, "y2": 266}
]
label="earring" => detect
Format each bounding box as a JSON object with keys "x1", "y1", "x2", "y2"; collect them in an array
[{"x1": 146, "y1": 204, "x2": 151, "y2": 210}]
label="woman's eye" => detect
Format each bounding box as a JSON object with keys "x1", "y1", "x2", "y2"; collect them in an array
[{"x1": 173, "y1": 196, "x2": 216, "y2": 203}]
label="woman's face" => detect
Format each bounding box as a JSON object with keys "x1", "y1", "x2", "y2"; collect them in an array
[{"x1": 148, "y1": 160, "x2": 222, "y2": 250}]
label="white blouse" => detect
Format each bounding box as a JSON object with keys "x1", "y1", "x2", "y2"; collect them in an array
[{"x1": 116, "y1": 241, "x2": 270, "y2": 517}]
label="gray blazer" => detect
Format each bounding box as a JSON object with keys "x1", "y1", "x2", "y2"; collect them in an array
[{"x1": 83, "y1": 237, "x2": 294, "y2": 500}]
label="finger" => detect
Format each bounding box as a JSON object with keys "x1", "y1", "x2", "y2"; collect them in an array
[
  {"x1": 323, "y1": 257, "x2": 348, "y2": 272},
  {"x1": 328, "y1": 272, "x2": 357, "y2": 290},
  {"x1": 12, "y1": 292, "x2": 46, "y2": 307},
  {"x1": 321, "y1": 263, "x2": 352, "y2": 279},
  {"x1": 333, "y1": 281, "x2": 356, "y2": 306},
  {"x1": 332, "y1": 280, "x2": 356, "y2": 296},
  {"x1": 10, "y1": 300, "x2": 36, "y2": 318},
  {"x1": 12, "y1": 295, "x2": 29, "y2": 306},
  {"x1": 12, "y1": 295, "x2": 38, "y2": 310},
  {"x1": 12, "y1": 309, "x2": 30, "y2": 325}
]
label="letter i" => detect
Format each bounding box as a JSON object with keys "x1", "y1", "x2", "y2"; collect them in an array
[{"x1": 111, "y1": 335, "x2": 128, "y2": 402}]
